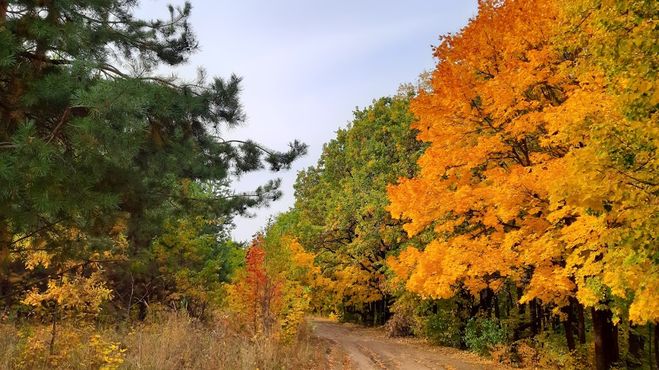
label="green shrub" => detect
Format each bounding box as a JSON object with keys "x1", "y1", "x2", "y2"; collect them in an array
[
  {"x1": 463, "y1": 316, "x2": 507, "y2": 355},
  {"x1": 532, "y1": 331, "x2": 590, "y2": 369},
  {"x1": 424, "y1": 309, "x2": 463, "y2": 347}
]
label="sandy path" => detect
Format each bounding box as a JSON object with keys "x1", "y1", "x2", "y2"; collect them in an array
[{"x1": 311, "y1": 319, "x2": 508, "y2": 370}]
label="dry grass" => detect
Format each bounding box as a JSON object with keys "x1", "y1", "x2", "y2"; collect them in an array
[
  {"x1": 0, "y1": 323, "x2": 20, "y2": 370},
  {"x1": 121, "y1": 312, "x2": 327, "y2": 370},
  {"x1": 0, "y1": 311, "x2": 329, "y2": 370}
]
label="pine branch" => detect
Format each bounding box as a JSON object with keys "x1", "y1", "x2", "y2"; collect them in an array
[{"x1": 8, "y1": 218, "x2": 65, "y2": 250}]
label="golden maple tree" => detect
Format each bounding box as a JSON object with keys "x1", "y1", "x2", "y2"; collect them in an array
[
  {"x1": 387, "y1": 0, "x2": 657, "y2": 366},
  {"x1": 388, "y1": 0, "x2": 567, "y2": 299}
]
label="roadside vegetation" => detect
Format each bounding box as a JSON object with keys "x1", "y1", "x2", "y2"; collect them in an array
[
  {"x1": 0, "y1": 0, "x2": 656, "y2": 369},
  {"x1": 0, "y1": 311, "x2": 325, "y2": 370}
]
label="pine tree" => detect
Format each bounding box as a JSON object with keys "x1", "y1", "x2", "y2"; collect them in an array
[{"x1": 0, "y1": 0, "x2": 305, "y2": 314}]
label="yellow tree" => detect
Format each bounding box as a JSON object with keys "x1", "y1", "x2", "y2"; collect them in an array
[
  {"x1": 227, "y1": 228, "x2": 318, "y2": 340},
  {"x1": 543, "y1": 1, "x2": 658, "y2": 367},
  {"x1": 387, "y1": 0, "x2": 657, "y2": 367},
  {"x1": 388, "y1": 0, "x2": 565, "y2": 302},
  {"x1": 546, "y1": 0, "x2": 658, "y2": 324}
]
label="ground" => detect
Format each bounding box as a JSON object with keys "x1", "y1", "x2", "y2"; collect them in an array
[{"x1": 310, "y1": 318, "x2": 510, "y2": 370}]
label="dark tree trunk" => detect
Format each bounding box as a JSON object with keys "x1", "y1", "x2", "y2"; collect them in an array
[
  {"x1": 0, "y1": 221, "x2": 12, "y2": 308},
  {"x1": 479, "y1": 288, "x2": 494, "y2": 317},
  {"x1": 49, "y1": 307, "x2": 58, "y2": 355},
  {"x1": 540, "y1": 305, "x2": 546, "y2": 331},
  {"x1": 0, "y1": 0, "x2": 8, "y2": 26},
  {"x1": 564, "y1": 319, "x2": 576, "y2": 351},
  {"x1": 563, "y1": 303, "x2": 576, "y2": 351},
  {"x1": 530, "y1": 299, "x2": 539, "y2": 334},
  {"x1": 517, "y1": 286, "x2": 526, "y2": 315},
  {"x1": 138, "y1": 300, "x2": 148, "y2": 321},
  {"x1": 505, "y1": 287, "x2": 513, "y2": 317},
  {"x1": 538, "y1": 301, "x2": 545, "y2": 331},
  {"x1": 576, "y1": 301, "x2": 586, "y2": 344},
  {"x1": 627, "y1": 324, "x2": 644, "y2": 368},
  {"x1": 592, "y1": 308, "x2": 619, "y2": 370},
  {"x1": 544, "y1": 306, "x2": 551, "y2": 331}
]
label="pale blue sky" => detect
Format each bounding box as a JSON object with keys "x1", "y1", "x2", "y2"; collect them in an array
[{"x1": 140, "y1": 0, "x2": 478, "y2": 241}]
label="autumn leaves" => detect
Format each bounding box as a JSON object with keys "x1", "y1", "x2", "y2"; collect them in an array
[{"x1": 385, "y1": 0, "x2": 657, "y2": 366}]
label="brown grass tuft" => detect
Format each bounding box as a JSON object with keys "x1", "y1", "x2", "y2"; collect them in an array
[{"x1": 0, "y1": 311, "x2": 328, "y2": 370}]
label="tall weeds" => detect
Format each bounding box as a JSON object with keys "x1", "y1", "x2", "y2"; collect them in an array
[{"x1": 0, "y1": 311, "x2": 327, "y2": 370}]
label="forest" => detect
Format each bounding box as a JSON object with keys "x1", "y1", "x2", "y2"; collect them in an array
[{"x1": 0, "y1": 0, "x2": 657, "y2": 369}]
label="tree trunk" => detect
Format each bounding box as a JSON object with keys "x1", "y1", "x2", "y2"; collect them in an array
[
  {"x1": 563, "y1": 304, "x2": 576, "y2": 351},
  {"x1": 544, "y1": 306, "x2": 551, "y2": 331},
  {"x1": 627, "y1": 324, "x2": 644, "y2": 368},
  {"x1": 0, "y1": 220, "x2": 12, "y2": 308},
  {"x1": 530, "y1": 299, "x2": 539, "y2": 334},
  {"x1": 138, "y1": 300, "x2": 148, "y2": 321},
  {"x1": 576, "y1": 301, "x2": 586, "y2": 344},
  {"x1": 479, "y1": 288, "x2": 494, "y2": 317},
  {"x1": 49, "y1": 307, "x2": 58, "y2": 355},
  {"x1": 0, "y1": 0, "x2": 7, "y2": 27},
  {"x1": 505, "y1": 286, "x2": 512, "y2": 317},
  {"x1": 564, "y1": 319, "x2": 576, "y2": 351},
  {"x1": 592, "y1": 308, "x2": 619, "y2": 370},
  {"x1": 384, "y1": 296, "x2": 392, "y2": 323},
  {"x1": 517, "y1": 286, "x2": 526, "y2": 315}
]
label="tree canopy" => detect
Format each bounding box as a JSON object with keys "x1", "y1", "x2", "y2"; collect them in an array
[{"x1": 0, "y1": 0, "x2": 305, "y2": 318}]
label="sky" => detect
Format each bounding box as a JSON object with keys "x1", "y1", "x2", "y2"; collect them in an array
[{"x1": 139, "y1": 0, "x2": 478, "y2": 242}]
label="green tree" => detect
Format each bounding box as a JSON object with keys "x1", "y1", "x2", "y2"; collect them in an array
[
  {"x1": 291, "y1": 95, "x2": 425, "y2": 324},
  {"x1": 0, "y1": 0, "x2": 305, "y2": 317}
]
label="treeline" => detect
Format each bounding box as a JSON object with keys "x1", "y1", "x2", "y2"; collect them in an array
[
  {"x1": 1, "y1": 0, "x2": 657, "y2": 369},
  {"x1": 263, "y1": 0, "x2": 658, "y2": 369},
  {"x1": 0, "y1": 0, "x2": 308, "y2": 367}
]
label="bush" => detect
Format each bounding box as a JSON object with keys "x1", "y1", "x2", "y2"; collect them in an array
[
  {"x1": 532, "y1": 331, "x2": 590, "y2": 369},
  {"x1": 0, "y1": 322, "x2": 126, "y2": 370},
  {"x1": 490, "y1": 340, "x2": 539, "y2": 368},
  {"x1": 385, "y1": 312, "x2": 414, "y2": 337},
  {"x1": 386, "y1": 292, "x2": 425, "y2": 337},
  {"x1": 463, "y1": 316, "x2": 507, "y2": 355},
  {"x1": 424, "y1": 310, "x2": 463, "y2": 347},
  {"x1": 490, "y1": 332, "x2": 591, "y2": 369}
]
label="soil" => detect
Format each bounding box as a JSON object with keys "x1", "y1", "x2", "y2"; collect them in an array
[{"x1": 310, "y1": 318, "x2": 510, "y2": 370}]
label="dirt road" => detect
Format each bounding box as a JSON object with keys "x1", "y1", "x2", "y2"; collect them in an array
[{"x1": 311, "y1": 319, "x2": 506, "y2": 370}]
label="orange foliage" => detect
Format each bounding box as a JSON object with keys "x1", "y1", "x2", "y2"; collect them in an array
[
  {"x1": 387, "y1": 0, "x2": 658, "y2": 323},
  {"x1": 388, "y1": 0, "x2": 564, "y2": 299},
  {"x1": 228, "y1": 236, "x2": 283, "y2": 336}
]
